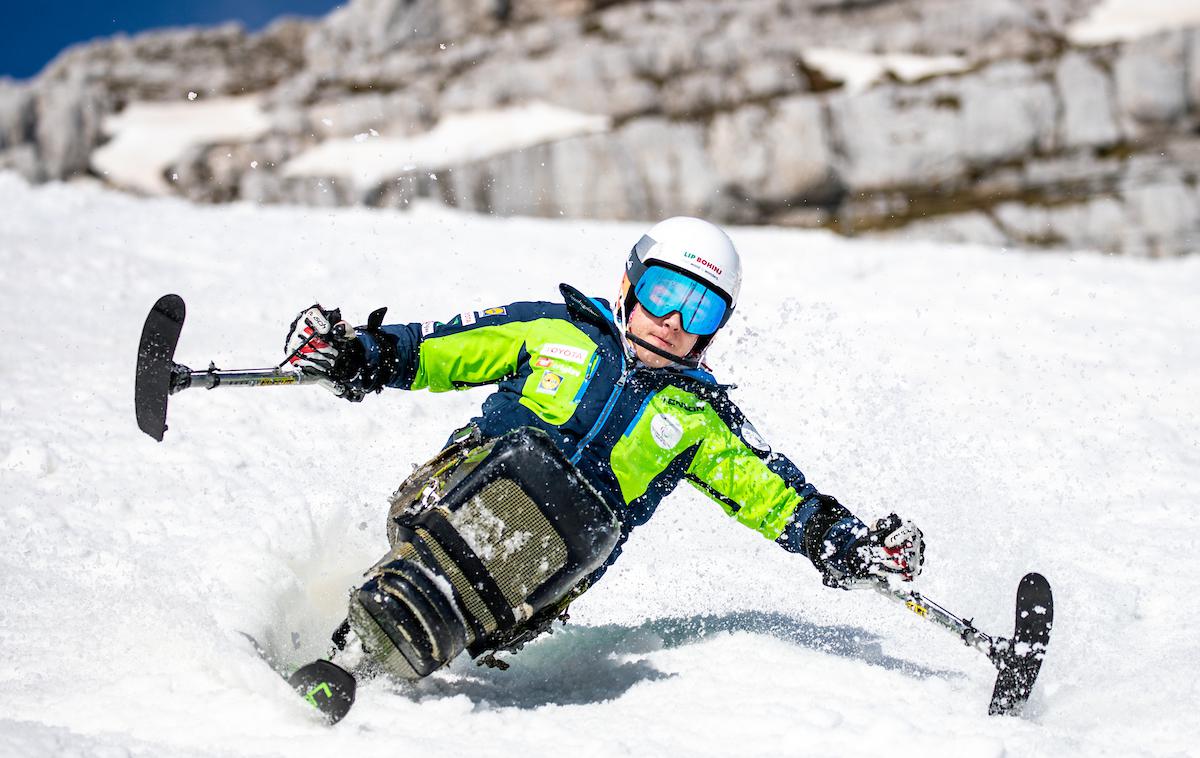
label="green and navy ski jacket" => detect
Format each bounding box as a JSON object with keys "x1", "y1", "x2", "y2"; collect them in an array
[{"x1": 354, "y1": 284, "x2": 867, "y2": 580}]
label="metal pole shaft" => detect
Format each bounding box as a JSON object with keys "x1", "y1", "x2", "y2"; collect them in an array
[
  {"x1": 871, "y1": 581, "x2": 999, "y2": 661},
  {"x1": 170, "y1": 363, "x2": 343, "y2": 395},
  {"x1": 193, "y1": 367, "x2": 315, "y2": 389}
]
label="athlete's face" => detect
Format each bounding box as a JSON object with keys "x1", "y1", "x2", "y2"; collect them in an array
[{"x1": 626, "y1": 303, "x2": 700, "y2": 368}]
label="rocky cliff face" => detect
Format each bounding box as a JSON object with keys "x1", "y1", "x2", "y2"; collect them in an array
[{"x1": 2, "y1": 0, "x2": 1198, "y2": 256}]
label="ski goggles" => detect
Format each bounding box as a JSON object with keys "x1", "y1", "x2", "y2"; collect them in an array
[{"x1": 633, "y1": 265, "x2": 729, "y2": 336}]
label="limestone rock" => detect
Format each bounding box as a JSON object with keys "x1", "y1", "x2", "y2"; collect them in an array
[
  {"x1": 305, "y1": 0, "x2": 507, "y2": 70},
  {"x1": 738, "y1": 58, "x2": 806, "y2": 102},
  {"x1": 710, "y1": 97, "x2": 838, "y2": 204},
  {"x1": 34, "y1": 78, "x2": 110, "y2": 179},
  {"x1": 434, "y1": 146, "x2": 559, "y2": 216},
  {"x1": 992, "y1": 196, "x2": 1131, "y2": 252},
  {"x1": 1054, "y1": 51, "x2": 1122, "y2": 149},
  {"x1": 619, "y1": 118, "x2": 721, "y2": 220},
  {"x1": 659, "y1": 70, "x2": 740, "y2": 118},
  {"x1": 39, "y1": 21, "x2": 310, "y2": 102},
  {"x1": 830, "y1": 60, "x2": 1060, "y2": 191},
  {"x1": 429, "y1": 117, "x2": 720, "y2": 221},
  {"x1": 545, "y1": 118, "x2": 719, "y2": 220},
  {"x1": 0, "y1": 81, "x2": 35, "y2": 152},
  {"x1": 829, "y1": 83, "x2": 967, "y2": 189},
  {"x1": 709, "y1": 107, "x2": 771, "y2": 198},
  {"x1": 0, "y1": 144, "x2": 42, "y2": 182},
  {"x1": 1188, "y1": 27, "x2": 1200, "y2": 113},
  {"x1": 870, "y1": 212, "x2": 1011, "y2": 248},
  {"x1": 1122, "y1": 179, "x2": 1200, "y2": 256},
  {"x1": 1114, "y1": 30, "x2": 1189, "y2": 131},
  {"x1": 439, "y1": 44, "x2": 660, "y2": 118},
  {"x1": 959, "y1": 61, "x2": 1057, "y2": 163},
  {"x1": 306, "y1": 93, "x2": 432, "y2": 139}
]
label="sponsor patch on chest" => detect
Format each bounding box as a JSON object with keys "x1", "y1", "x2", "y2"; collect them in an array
[
  {"x1": 541, "y1": 343, "x2": 590, "y2": 364},
  {"x1": 536, "y1": 370, "x2": 564, "y2": 395},
  {"x1": 534, "y1": 355, "x2": 580, "y2": 376},
  {"x1": 662, "y1": 396, "x2": 706, "y2": 413},
  {"x1": 650, "y1": 413, "x2": 685, "y2": 449}
]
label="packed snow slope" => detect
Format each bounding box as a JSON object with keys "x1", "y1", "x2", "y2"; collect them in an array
[{"x1": 1, "y1": 173, "x2": 1197, "y2": 757}]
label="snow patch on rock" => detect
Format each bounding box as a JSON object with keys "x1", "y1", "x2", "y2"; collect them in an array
[
  {"x1": 282, "y1": 101, "x2": 611, "y2": 193},
  {"x1": 90, "y1": 96, "x2": 271, "y2": 195},
  {"x1": 802, "y1": 48, "x2": 971, "y2": 94},
  {"x1": 1068, "y1": 0, "x2": 1200, "y2": 45}
]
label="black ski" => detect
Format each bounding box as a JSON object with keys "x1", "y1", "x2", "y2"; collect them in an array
[
  {"x1": 240, "y1": 632, "x2": 357, "y2": 724},
  {"x1": 987, "y1": 572, "x2": 1053, "y2": 715},
  {"x1": 135, "y1": 294, "x2": 186, "y2": 441}
]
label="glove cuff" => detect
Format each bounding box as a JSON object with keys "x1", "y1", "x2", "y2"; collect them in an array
[{"x1": 330, "y1": 337, "x2": 366, "y2": 383}]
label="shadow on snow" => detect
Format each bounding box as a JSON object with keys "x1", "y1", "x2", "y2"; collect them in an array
[{"x1": 389, "y1": 610, "x2": 958, "y2": 709}]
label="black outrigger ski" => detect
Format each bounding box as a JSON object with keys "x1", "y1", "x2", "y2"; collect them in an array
[
  {"x1": 874, "y1": 572, "x2": 1054, "y2": 716},
  {"x1": 987, "y1": 572, "x2": 1053, "y2": 715},
  {"x1": 241, "y1": 632, "x2": 357, "y2": 724},
  {"x1": 135, "y1": 294, "x2": 186, "y2": 441}
]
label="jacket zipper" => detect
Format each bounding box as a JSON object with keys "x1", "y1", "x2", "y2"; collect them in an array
[{"x1": 569, "y1": 368, "x2": 632, "y2": 465}]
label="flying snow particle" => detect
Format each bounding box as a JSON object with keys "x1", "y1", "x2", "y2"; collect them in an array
[{"x1": 187, "y1": 91, "x2": 197, "y2": 101}]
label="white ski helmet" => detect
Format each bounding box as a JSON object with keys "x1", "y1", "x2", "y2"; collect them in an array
[{"x1": 616, "y1": 216, "x2": 743, "y2": 366}]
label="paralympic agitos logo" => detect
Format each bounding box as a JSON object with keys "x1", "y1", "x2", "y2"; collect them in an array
[{"x1": 682, "y1": 251, "x2": 722, "y2": 276}]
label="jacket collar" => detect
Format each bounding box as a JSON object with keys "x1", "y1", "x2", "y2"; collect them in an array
[{"x1": 561, "y1": 283, "x2": 618, "y2": 334}]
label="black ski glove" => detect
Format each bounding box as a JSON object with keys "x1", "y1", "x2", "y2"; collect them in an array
[
  {"x1": 845, "y1": 514, "x2": 926, "y2": 584},
  {"x1": 283, "y1": 304, "x2": 367, "y2": 401},
  {"x1": 283, "y1": 304, "x2": 348, "y2": 374},
  {"x1": 329, "y1": 337, "x2": 366, "y2": 384}
]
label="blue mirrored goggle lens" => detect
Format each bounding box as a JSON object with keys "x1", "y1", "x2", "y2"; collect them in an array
[{"x1": 634, "y1": 266, "x2": 727, "y2": 336}]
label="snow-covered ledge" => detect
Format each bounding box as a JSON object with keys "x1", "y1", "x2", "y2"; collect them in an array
[
  {"x1": 91, "y1": 95, "x2": 271, "y2": 195},
  {"x1": 801, "y1": 49, "x2": 971, "y2": 94},
  {"x1": 1068, "y1": 0, "x2": 1200, "y2": 45},
  {"x1": 282, "y1": 101, "x2": 611, "y2": 193}
]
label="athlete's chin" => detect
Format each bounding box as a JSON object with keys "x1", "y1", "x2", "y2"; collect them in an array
[{"x1": 634, "y1": 343, "x2": 675, "y2": 367}]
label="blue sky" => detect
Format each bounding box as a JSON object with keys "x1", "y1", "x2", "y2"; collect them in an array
[{"x1": 3, "y1": 1, "x2": 344, "y2": 80}]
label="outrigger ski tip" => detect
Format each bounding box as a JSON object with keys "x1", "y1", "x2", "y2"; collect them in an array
[
  {"x1": 876, "y1": 571, "x2": 1053, "y2": 716},
  {"x1": 135, "y1": 294, "x2": 186, "y2": 441},
  {"x1": 240, "y1": 632, "x2": 358, "y2": 724},
  {"x1": 987, "y1": 572, "x2": 1053, "y2": 716},
  {"x1": 288, "y1": 660, "x2": 357, "y2": 724}
]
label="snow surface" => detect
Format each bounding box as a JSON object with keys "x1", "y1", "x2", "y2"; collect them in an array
[
  {"x1": 1, "y1": 172, "x2": 1198, "y2": 756},
  {"x1": 91, "y1": 96, "x2": 272, "y2": 195},
  {"x1": 1067, "y1": 0, "x2": 1200, "y2": 44},
  {"x1": 801, "y1": 49, "x2": 971, "y2": 94},
  {"x1": 282, "y1": 102, "x2": 611, "y2": 192}
]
